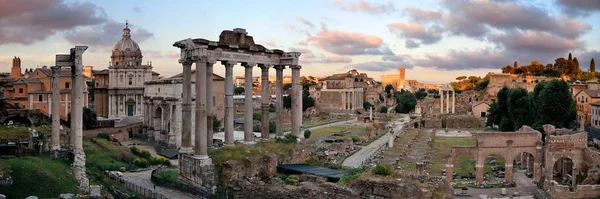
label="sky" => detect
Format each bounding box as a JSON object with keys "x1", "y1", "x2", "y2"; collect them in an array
[{"x1": 0, "y1": 0, "x2": 599, "y2": 83}]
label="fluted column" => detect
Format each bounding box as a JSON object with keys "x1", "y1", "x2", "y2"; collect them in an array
[
  {"x1": 259, "y1": 64, "x2": 270, "y2": 139},
  {"x1": 274, "y1": 65, "x2": 285, "y2": 136},
  {"x1": 194, "y1": 59, "x2": 208, "y2": 159},
  {"x1": 446, "y1": 90, "x2": 450, "y2": 113},
  {"x1": 291, "y1": 65, "x2": 302, "y2": 137},
  {"x1": 223, "y1": 61, "x2": 236, "y2": 145},
  {"x1": 206, "y1": 61, "x2": 214, "y2": 149},
  {"x1": 71, "y1": 46, "x2": 89, "y2": 192},
  {"x1": 243, "y1": 63, "x2": 255, "y2": 143},
  {"x1": 51, "y1": 66, "x2": 61, "y2": 151},
  {"x1": 180, "y1": 62, "x2": 194, "y2": 154}
]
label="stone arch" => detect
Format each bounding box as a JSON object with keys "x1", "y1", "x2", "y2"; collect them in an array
[
  {"x1": 553, "y1": 157, "x2": 575, "y2": 186},
  {"x1": 2, "y1": 115, "x2": 33, "y2": 126},
  {"x1": 154, "y1": 106, "x2": 163, "y2": 130},
  {"x1": 445, "y1": 147, "x2": 477, "y2": 182}
]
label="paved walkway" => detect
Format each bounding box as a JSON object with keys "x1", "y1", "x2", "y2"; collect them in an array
[
  {"x1": 122, "y1": 170, "x2": 197, "y2": 199},
  {"x1": 454, "y1": 169, "x2": 537, "y2": 199},
  {"x1": 341, "y1": 115, "x2": 410, "y2": 168}
]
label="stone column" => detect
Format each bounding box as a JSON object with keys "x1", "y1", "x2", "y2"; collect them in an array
[
  {"x1": 259, "y1": 64, "x2": 270, "y2": 139},
  {"x1": 291, "y1": 65, "x2": 302, "y2": 137},
  {"x1": 505, "y1": 163, "x2": 513, "y2": 183},
  {"x1": 274, "y1": 65, "x2": 285, "y2": 136},
  {"x1": 527, "y1": 155, "x2": 534, "y2": 173},
  {"x1": 51, "y1": 66, "x2": 61, "y2": 152},
  {"x1": 452, "y1": 91, "x2": 455, "y2": 114},
  {"x1": 72, "y1": 46, "x2": 89, "y2": 193},
  {"x1": 446, "y1": 164, "x2": 454, "y2": 182},
  {"x1": 195, "y1": 59, "x2": 208, "y2": 159},
  {"x1": 446, "y1": 90, "x2": 450, "y2": 114},
  {"x1": 475, "y1": 163, "x2": 484, "y2": 184},
  {"x1": 180, "y1": 62, "x2": 194, "y2": 154},
  {"x1": 206, "y1": 61, "x2": 214, "y2": 149},
  {"x1": 223, "y1": 61, "x2": 236, "y2": 145},
  {"x1": 70, "y1": 66, "x2": 76, "y2": 147},
  {"x1": 243, "y1": 63, "x2": 255, "y2": 143},
  {"x1": 440, "y1": 90, "x2": 444, "y2": 114},
  {"x1": 341, "y1": 91, "x2": 345, "y2": 110}
]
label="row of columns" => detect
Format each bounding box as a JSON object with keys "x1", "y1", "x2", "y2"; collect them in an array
[
  {"x1": 439, "y1": 89, "x2": 455, "y2": 114},
  {"x1": 340, "y1": 90, "x2": 363, "y2": 110},
  {"x1": 179, "y1": 58, "x2": 302, "y2": 159},
  {"x1": 108, "y1": 94, "x2": 143, "y2": 117}
]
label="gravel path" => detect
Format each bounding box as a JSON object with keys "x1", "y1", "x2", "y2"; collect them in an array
[{"x1": 341, "y1": 115, "x2": 410, "y2": 168}]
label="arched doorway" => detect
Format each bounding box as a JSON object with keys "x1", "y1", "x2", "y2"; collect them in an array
[
  {"x1": 515, "y1": 152, "x2": 535, "y2": 177},
  {"x1": 154, "y1": 107, "x2": 163, "y2": 131},
  {"x1": 126, "y1": 98, "x2": 136, "y2": 116},
  {"x1": 553, "y1": 157, "x2": 574, "y2": 186},
  {"x1": 3, "y1": 115, "x2": 32, "y2": 127},
  {"x1": 484, "y1": 154, "x2": 506, "y2": 183}
]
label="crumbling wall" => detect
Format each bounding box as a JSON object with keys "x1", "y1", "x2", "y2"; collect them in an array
[
  {"x1": 445, "y1": 115, "x2": 481, "y2": 129},
  {"x1": 348, "y1": 177, "x2": 425, "y2": 199},
  {"x1": 221, "y1": 154, "x2": 278, "y2": 185},
  {"x1": 423, "y1": 118, "x2": 442, "y2": 128},
  {"x1": 226, "y1": 175, "x2": 360, "y2": 199},
  {"x1": 548, "y1": 183, "x2": 600, "y2": 199}
]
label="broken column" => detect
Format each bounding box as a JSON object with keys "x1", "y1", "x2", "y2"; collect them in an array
[
  {"x1": 71, "y1": 46, "x2": 90, "y2": 193},
  {"x1": 50, "y1": 66, "x2": 61, "y2": 153},
  {"x1": 274, "y1": 65, "x2": 285, "y2": 136},
  {"x1": 259, "y1": 64, "x2": 270, "y2": 139}
]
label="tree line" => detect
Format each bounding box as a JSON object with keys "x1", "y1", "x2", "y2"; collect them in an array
[{"x1": 486, "y1": 79, "x2": 576, "y2": 132}]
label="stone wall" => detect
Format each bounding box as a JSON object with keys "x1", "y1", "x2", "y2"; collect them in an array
[
  {"x1": 225, "y1": 175, "x2": 360, "y2": 199},
  {"x1": 423, "y1": 118, "x2": 442, "y2": 128},
  {"x1": 547, "y1": 183, "x2": 600, "y2": 199},
  {"x1": 348, "y1": 178, "x2": 426, "y2": 199},
  {"x1": 220, "y1": 154, "x2": 278, "y2": 184},
  {"x1": 445, "y1": 115, "x2": 481, "y2": 129}
]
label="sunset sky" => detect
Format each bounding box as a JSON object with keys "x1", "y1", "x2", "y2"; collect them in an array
[{"x1": 0, "y1": 0, "x2": 599, "y2": 83}]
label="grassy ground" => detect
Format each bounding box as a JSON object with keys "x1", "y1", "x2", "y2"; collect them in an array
[
  {"x1": 84, "y1": 138, "x2": 138, "y2": 195},
  {"x1": 307, "y1": 124, "x2": 366, "y2": 142},
  {"x1": 484, "y1": 154, "x2": 505, "y2": 175},
  {"x1": 208, "y1": 141, "x2": 297, "y2": 166},
  {"x1": 0, "y1": 156, "x2": 79, "y2": 198},
  {"x1": 379, "y1": 129, "x2": 419, "y2": 166},
  {"x1": 0, "y1": 126, "x2": 30, "y2": 140},
  {"x1": 428, "y1": 136, "x2": 476, "y2": 176}
]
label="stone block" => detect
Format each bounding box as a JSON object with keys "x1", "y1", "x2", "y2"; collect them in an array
[
  {"x1": 59, "y1": 193, "x2": 75, "y2": 199},
  {"x1": 90, "y1": 185, "x2": 102, "y2": 199},
  {"x1": 0, "y1": 194, "x2": 5, "y2": 199}
]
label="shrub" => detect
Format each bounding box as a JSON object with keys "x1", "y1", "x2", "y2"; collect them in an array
[
  {"x1": 275, "y1": 133, "x2": 297, "y2": 144},
  {"x1": 133, "y1": 157, "x2": 149, "y2": 168},
  {"x1": 150, "y1": 156, "x2": 172, "y2": 166},
  {"x1": 380, "y1": 106, "x2": 388, "y2": 113},
  {"x1": 304, "y1": 130, "x2": 312, "y2": 139},
  {"x1": 97, "y1": 133, "x2": 110, "y2": 141},
  {"x1": 351, "y1": 137, "x2": 360, "y2": 143},
  {"x1": 130, "y1": 146, "x2": 140, "y2": 154},
  {"x1": 115, "y1": 152, "x2": 134, "y2": 163},
  {"x1": 269, "y1": 121, "x2": 276, "y2": 134},
  {"x1": 140, "y1": 150, "x2": 152, "y2": 159},
  {"x1": 373, "y1": 164, "x2": 392, "y2": 176}
]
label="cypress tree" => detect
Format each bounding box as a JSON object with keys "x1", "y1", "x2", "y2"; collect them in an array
[
  {"x1": 568, "y1": 53, "x2": 572, "y2": 61},
  {"x1": 591, "y1": 58, "x2": 596, "y2": 73}
]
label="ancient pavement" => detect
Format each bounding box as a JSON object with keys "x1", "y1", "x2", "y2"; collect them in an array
[{"x1": 342, "y1": 115, "x2": 410, "y2": 168}]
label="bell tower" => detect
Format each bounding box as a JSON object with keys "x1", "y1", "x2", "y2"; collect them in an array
[{"x1": 11, "y1": 56, "x2": 21, "y2": 79}]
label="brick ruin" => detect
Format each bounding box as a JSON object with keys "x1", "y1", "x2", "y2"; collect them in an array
[{"x1": 421, "y1": 115, "x2": 482, "y2": 129}]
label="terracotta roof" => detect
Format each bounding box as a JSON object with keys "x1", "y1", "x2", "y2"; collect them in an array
[
  {"x1": 473, "y1": 100, "x2": 491, "y2": 107},
  {"x1": 35, "y1": 67, "x2": 72, "y2": 77},
  {"x1": 92, "y1": 69, "x2": 109, "y2": 75},
  {"x1": 322, "y1": 74, "x2": 348, "y2": 80},
  {"x1": 169, "y1": 69, "x2": 225, "y2": 80},
  {"x1": 591, "y1": 101, "x2": 600, "y2": 106},
  {"x1": 12, "y1": 78, "x2": 41, "y2": 85},
  {"x1": 578, "y1": 89, "x2": 600, "y2": 98}
]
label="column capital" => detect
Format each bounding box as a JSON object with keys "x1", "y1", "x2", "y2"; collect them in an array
[
  {"x1": 289, "y1": 65, "x2": 302, "y2": 70},
  {"x1": 222, "y1": 61, "x2": 238, "y2": 67},
  {"x1": 180, "y1": 59, "x2": 194, "y2": 66},
  {"x1": 258, "y1": 63, "x2": 272, "y2": 69},
  {"x1": 242, "y1": 62, "x2": 256, "y2": 68},
  {"x1": 273, "y1": 65, "x2": 286, "y2": 70}
]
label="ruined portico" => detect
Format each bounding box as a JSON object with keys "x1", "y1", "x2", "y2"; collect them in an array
[
  {"x1": 445, "y1": 126, "x2": 543, "y2": 184},
  {"x1": 439, "y1": 84, "x2": 455, "y2": 114},
  {"x1": 173, "y1": 28, "x2": 301, "y2": 191}
]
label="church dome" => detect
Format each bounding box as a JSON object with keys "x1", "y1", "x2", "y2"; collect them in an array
[{"x1": 111, "y1": 21, "x2": 143, "y2": 67}]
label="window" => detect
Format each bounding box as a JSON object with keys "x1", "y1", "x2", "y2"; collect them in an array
[
  {"x1": 38, "y1": 95, "x2": 43, "y2": 102},
  {"x1": 129, "y1": 78, "x2": 133, "y2": 85},
  {"x1": 19, "y1": 88, "x2": 23, "y2": 93},
  {"x1": 158, "y1": 88, "x2": 161, "y2": 92},
  {"x1": 213, "y1": 96, "x2": 216, "y2": 106},
  {"x1": 65, "y1": 82, "x2": 70, "y2": 88},
  {"x1": 586, "y1": 98, "x2": 588, "y2": 103}
]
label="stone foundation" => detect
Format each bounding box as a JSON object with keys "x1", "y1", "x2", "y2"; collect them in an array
[{"x1": 179, "y1": 154, "x2": 215, "y2": 193}]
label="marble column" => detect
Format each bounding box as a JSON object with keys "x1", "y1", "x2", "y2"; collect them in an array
[
  {"x1": 259, "y1": 64, "x2": 270, "y2": 139},
  {"x1": 223, "y1": 61, "x2": 236, "y2": 145},
  {"x1": 440, "y1": 90, "x2": 444, "y2": 114},
  {"x1": 51, "y1": 66, "x2": 61, "y2": 151},
  {"x1": 206, "y1": 61, "x2": 214, "y2": 149},
  {"x1": 180, "y1": 62, "x2": 193, "y2": 154},
  {"x1": 195, "y1": 59, "x2": 208, "y2": 158},
  {"x1": 291, "y1": 65, "x2": 302, "y2": 137},
  {"x1": 274, "y1": 65, "x2": 285, "y2": 136},
  {"x1": 452, "y1": 91, "x2": 456, "y2": 114},
  {"x1": 446, "y1": 90, "x2": 450, "y2": 114},
  {"x1": 71, "y1": 46, "x2": 89, "y2": 193},
  {"x1": 243, "y1": 63, "x2": 255, "y2": 143},
  {"x1": 70, "y1": 66, "x2": 76, "y2": 146}
]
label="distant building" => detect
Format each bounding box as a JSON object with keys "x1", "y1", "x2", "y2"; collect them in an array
[
  {"x1": 486, "y1": 73, "x2": 556, "y2": 97},
  {"x1": 313, "y1": 69, "x2": 380, "y2": 113},
  {"x1": 381, "y1": 67, "x2": 405, "y2": 89},
  {"x1": 2, "y1": 66, "x2": 88, "y2": 120},
  {"x1": 143, "y1": 71, "x2": 224, "y2": 147},
  {"x1": 11, "y1": 57, "x2": 21, "y2": 79},
  {"x1": 575, "y1": 89, "x2": 600, "y2": 125},
  {"x1": 93, "y1": 69, "x2": 110, "y2": 118},
  {"x1": 472, "y1": 101, "x2": 491, "y2": 119},
  {"x1": 83, "y1": 66, "x2": 93, "y2": 78},
  {"x1": 591, "y1": 101, "x2": 600, "y2": 129}
]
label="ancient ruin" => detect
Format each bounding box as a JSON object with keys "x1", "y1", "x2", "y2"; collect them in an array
[{"x1": 173, "y1": 28, "x2": 302, "y2": 192}]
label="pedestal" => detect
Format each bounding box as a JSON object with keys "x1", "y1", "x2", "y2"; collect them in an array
[{"x1": 179, "y1": 154, "x2": 216, "y2": 193}]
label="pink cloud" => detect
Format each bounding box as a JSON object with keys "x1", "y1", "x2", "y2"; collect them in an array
[
  {"x1": 297, "y1": 17, "x2": 314, "y2": 28},
  {"x1": 306, "y1": 24, "x2": 391, "y2": 55},
  {"x1": 387, "y1": 22, "x2": 442, "y2": 44},
  {"x1": 167, "y1": 50, "x2": 179, "y2": 58},
  {"x1": 332, "y1": 0, "x2": 395, "y2": 15},
  {"x1": 262, "y1": 40, "x2": 277, "y2": 47}
]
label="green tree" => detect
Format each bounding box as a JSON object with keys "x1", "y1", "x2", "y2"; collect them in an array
[
  {"x1": 414, "y1": 90, "x2": 427, "y2": 100},
  {"x1": 486, "y1": 102, "x2": 499, "y2": 127},
  {"x1": 507, "y1": 87, "x2": 531, "y2": 131},
  {"x1": 456, "y1": 76, "x2": 467, "y2": 81},
  {"x1": 283, "y1": 83, "x2": 292, "y2": 91},
  {"x1": 234, "y1": 87, "x2": 245, "y2": 95},
  {"x1": 82, "y1": 107, "x2": 97, "y2": 130},
  {"x1": 475, "y1": 79, "x2": 489, "y2": 91},
  {"x1": 591, "y1": 58, "x2": 596, "y2": 73},
  {"x1": 212, "y1": 115, "x2": 221, "y2": 131},
  {"x1": 380, "y1": 106, "x2": 388, "y2": 113},
  {"x1": 494, "y1": 87, "x2": 510, "y2": 126},
  {"x1": 283, "y1": 95, "x2": 291, "y2": 109},
  {"x1": 394, "y1": 92, "x2": 417, "y2": 113},
  {"x1": 531, "y1": 79, "x2": 576, "y2": 130},
  {"x1": 384, "y1": 84, "x2": 394, "y2": 94},
  {"x1": 363, "y1": 101, "x2": 374, "y2": 111}
]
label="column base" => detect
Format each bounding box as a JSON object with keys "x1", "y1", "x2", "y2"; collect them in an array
[
  {"x1": 179, "y1": 154, "x2": 215, "y2": 193},
  {"x1": 243, "y1": 141, "x2": 257, "y2": 145},
  {"x1": 179, "y1": 147, "x2": 194, "y2": 154}
]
